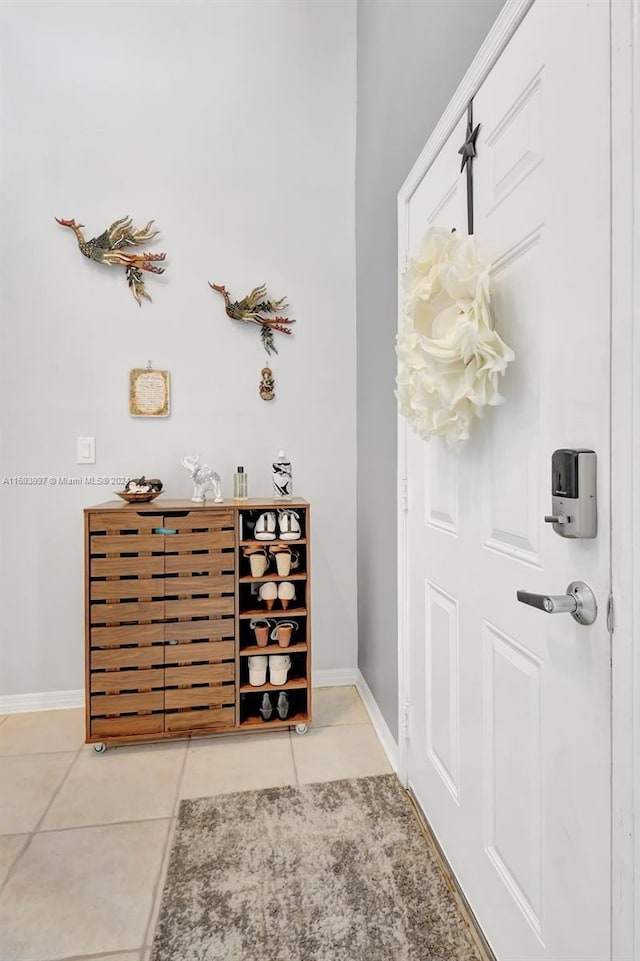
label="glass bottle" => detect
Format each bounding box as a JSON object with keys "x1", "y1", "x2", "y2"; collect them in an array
[
  {"x1": 233, "y1": 466, "x2": 248, "y2": 501},
  {"x1": 272, "y1": 449, "x2": 292, "y2": 499}
]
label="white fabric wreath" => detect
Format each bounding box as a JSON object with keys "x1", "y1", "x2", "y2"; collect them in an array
[{"x1": 396, "y1": 226, "x2": 514, "y2": 445}]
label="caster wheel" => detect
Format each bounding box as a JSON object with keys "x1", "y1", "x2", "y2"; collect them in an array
[
  {"x1": 295, "y1": 724, "x2": 308, "y2": 735},
  {"x1": 93, "y1": 743, "x2": 107, "y2": 754}
]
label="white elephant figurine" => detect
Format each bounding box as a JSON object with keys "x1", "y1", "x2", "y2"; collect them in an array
[{"x1": 181, "y1": 454, "x2": 223, "y2": 503}]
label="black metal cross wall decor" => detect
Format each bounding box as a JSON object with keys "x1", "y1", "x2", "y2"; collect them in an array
[{"x1": 458, "y1": 100, "x2": 480, "y2": 235}]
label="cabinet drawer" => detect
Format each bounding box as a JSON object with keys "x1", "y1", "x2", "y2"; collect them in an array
[
  {"x1": 165, "y1": 707, "x2": 234, "y2": 733},
  {"x1": 164, "y1": 531, "x2": 234, "y2": 552},
  {"x1": 91, "y1": 555, "x2": 165, "y2": 578},
  {"x1": 91, "y1": 600, "x2": 164, "y2": 625},
  {"x1": 164, "y1": 551, "x2": 234, "y2": 576},
  {"x1": 91, "y1": 572, "x2": 233, "y2": 601},
  {"x1": 92, "y1": 714, "x2": 164, "y2": 738},
  {"x1": 162, "y1": 573, "x2": 234, "y2": 597},
  {"x1": 91, "y1": 668, "x2": 164, "y2": 693},
  {"x1": 165, "y1": 685, "x2": 234, "y2": 710},
  {"x1": 89, "y1": 512, "x2": 159, "y2": 533},
  {"x1": 164, "y1": 597, "x2": 233, "y2": 619},
  {"x1": 91, "y1": 645, "x2": 165, "y2": 671},
  {"x1": 165, "y1": 662, "x2": 234, "y2": 688},
  {"x1": 90, "y1": 691, "x2": 163, "y2": 716},
  {"x1": 163, "y1": 511, "x2": 234, "y2": 532},
  {"x1": 164, "y1": 640, "x2": 235, "y2": 664},
  {"x1": 91, "y1": 623, "x2": 165, "y2": 648},
  {"x1": 90, "y1": 577, "x2": 167, "y2": 601},
  {"x1": 90, "y1": 533, "x2": 163, "y2": 554},
  {"x1": 164, "y1": 620, "x2": 234, "y2": 644}
]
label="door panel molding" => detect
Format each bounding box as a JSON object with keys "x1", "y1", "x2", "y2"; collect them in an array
[
  {"x1": 425, "y1": 579, "x2": 460, "y2": 801},
  {"x1": 428, "y1": 180, "x2": 461, "y2": 226},
  {"x1": 425, "y1": 443, "x2": 459, "y2": 535},
  {"x1": 482, "y1": 621, "x2": 542, "y2": 937},
  {"x1": 483, "y1": 228, "x2": 543, "y2": 568},
  {"x1": 484, "y1": 67, "x2": 544, "y2": 214}
]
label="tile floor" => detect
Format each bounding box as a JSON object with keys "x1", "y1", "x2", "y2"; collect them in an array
[{"x1": 0, "y1": 686, "x2": 391, "y2": 961}]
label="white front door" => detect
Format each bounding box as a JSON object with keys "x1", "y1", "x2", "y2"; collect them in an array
[{"x1": 402, "y1": 3, "x2": 611, "y2": 959}]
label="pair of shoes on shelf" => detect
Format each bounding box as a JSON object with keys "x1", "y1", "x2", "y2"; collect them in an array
[
  {"x1": 248, "y1": 653, "x2": 291, "y2": 686},
  {"x1": 243, "y1": 545, "x2": 270, "y2": 578},
  {"x1": 260, "y1": 691, "x2": 290, "y2": 722},
  {"x1": 249, "y1": 619, "x2": 298, "y2": 648},
  {"x1": 242, "y1": 545, "x2": 300, "y2": 578},
  {"x1": 254, "y1": 510, "x2": 301, "y2": 541},
  {"x1": 258, "y1": 581, "x2": 296, "y2": 610},
  {"x1": 249, "y1": 617, "x2": 274, "y2": 648},
  {"x1": 269, "y1": 545, "x2": 299, "y2": 577}
]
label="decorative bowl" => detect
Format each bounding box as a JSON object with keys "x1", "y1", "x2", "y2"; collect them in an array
[{"x1": 115, "y1": 491, "x2": 161, "y2": 504}]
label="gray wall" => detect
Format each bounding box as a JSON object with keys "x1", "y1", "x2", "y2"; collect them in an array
[
  {"x1": 0, "y1": 0, "x2": 357, "y2": 698},
  {"x1": 356, "y1": 0, "x2": 504, "y2": 739}
]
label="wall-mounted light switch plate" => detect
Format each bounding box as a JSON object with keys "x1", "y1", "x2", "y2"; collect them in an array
[{"x1": 77, "y1": 436, "x2": 95, "y2": 464}]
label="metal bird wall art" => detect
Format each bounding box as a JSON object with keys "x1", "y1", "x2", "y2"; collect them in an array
[
  {"x1": 209, "y1": 282, "x2": 295, "y2": 356},
  {"x1": 55, "y1": 215, "x2": 167, "y2": 305}
]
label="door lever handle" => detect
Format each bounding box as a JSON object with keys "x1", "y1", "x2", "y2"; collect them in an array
[
  {"x1": 516, "y1": 581, "x2": 597, "y2": 625},
  {"x1": 517, "y1": 590, "x2": 577, "y2": 614}
]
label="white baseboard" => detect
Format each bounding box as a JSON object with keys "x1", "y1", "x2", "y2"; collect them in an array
[
  {"x1": 355, "y1": 670, "x2": 399, "y2": 773},
  {"x1": 0, "y1": 689, "x2": 85, "y2": 714},
  {"x1": 312, "y1": 668, "x2": 360, "y2": 687}
]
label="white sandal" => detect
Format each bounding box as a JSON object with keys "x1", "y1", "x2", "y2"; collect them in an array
[
  {"x1": 255, "y1": 511, "x2": 277, "y2": 540},
  {"x1": 278, "y1": 509, "x2": 301, "y2": 541}
]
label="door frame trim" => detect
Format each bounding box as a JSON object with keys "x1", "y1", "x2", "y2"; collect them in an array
[
  {"x1": 610, "y1": 3, "x2": 640, "y2": 959},
  {"x1": 396, "y1": 1, "x2": 639, "y2": 957}
]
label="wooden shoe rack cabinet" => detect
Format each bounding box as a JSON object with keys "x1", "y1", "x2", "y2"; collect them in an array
[{"x1": 84, "y1": 498, "x2": 311, "y2": 751}]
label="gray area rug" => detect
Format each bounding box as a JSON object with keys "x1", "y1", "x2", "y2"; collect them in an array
[{"x1": 151, "y1": 774, "x2": 481, "y2": 961}]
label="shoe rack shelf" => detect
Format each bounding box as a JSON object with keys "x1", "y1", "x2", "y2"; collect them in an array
[
  {"x1": 240, "y1": 641, "x2": 308, "y2": 656},
  {"x1": 238, "y1": 573, "x2": 307, "y2": 583},
  {"x1": 238, "y1": 712, "x2": 309, "y2": 731},
  {"x1": 238, "y1": 608, "x2": 308, "y2": 619},
  {"x1": 239, "y1": 539, "x2": 308, "y2": 546},
  {"x1": 83, "y1": 498, "x2": 311, "y2": 749},
  {"x1": 239, "y1": 676, "x2": 308, "y2": 694}
]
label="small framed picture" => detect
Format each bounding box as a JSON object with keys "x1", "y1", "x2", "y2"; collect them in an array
[{"x1": 129, "y1": 367, "x2": 170, "y2": 417}]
